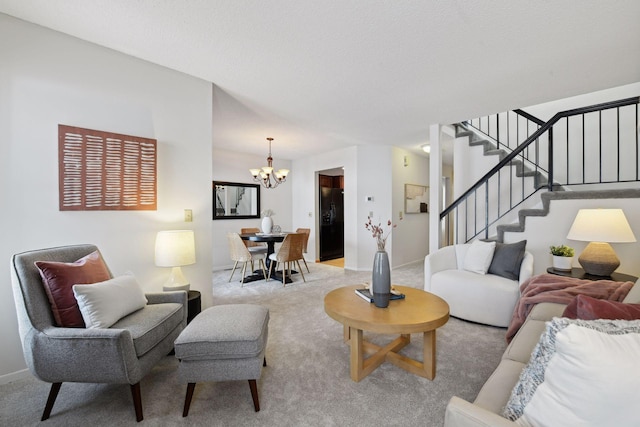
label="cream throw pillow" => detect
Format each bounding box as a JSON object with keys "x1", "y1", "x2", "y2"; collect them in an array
[
  {"x1": 73, "y1": 274, "x2": 148, "y2": 329},
  {"x1": 462, "y1": 240, "x2": 496, "y2": 274}
]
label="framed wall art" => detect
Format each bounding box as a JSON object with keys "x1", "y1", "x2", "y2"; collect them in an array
[{"x1": 58, "y1": 125, "x2": 157, "y2": 211}]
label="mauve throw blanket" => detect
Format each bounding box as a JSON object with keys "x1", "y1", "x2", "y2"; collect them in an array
[{"x1": 505, "y1": 274, "x2": 633, "y2": 342}]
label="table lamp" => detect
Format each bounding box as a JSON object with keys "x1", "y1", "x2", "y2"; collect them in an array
[
  {"x1": 566, "y1": 208, "x2": 636, "y2": 276},
  {"x1": 155, "y1": 230, "x2": 196, "y2": 291}
]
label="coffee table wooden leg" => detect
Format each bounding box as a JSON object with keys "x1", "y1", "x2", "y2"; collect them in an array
[
  {"x1": 423, "y1": 329, "x2": 436, "y2": 379},
  {"x1": 350, "y1": 330, "x2": 409, "y2": 382},
  {"x1": 343, "y1": 324, "x2": 350, "y2": 342},
  {"x1": 349, "y1": 327, "x2": 364, "y2": 382},
  {"x1": 384, "y1": 330, "x2": 437, "y2": 380}
]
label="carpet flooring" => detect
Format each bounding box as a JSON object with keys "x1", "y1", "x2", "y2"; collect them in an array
[{"x1": 0, "y1": 261, "x2": 508, "y2": 426}]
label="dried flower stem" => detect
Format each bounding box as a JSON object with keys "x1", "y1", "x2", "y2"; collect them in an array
[{"x1": 365, "y1": 217, "x2": 396, "y2": 251}]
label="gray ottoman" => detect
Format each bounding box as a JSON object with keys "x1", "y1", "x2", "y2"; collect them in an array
[{"x1": 174, "y1": 304, "x2": 269, "y2": 416}]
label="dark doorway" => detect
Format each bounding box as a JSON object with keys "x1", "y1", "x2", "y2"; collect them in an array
[{"x1": 318, "y1": 172, "x2": 344, "y2": 262}]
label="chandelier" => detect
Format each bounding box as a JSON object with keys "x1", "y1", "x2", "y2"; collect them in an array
[{"x1": 249, "y1": 137, "x2": 290, "y2": 189}]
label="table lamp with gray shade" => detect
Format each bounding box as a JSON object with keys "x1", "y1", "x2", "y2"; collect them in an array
[
  {"x1": 566, "y1": 208, "x2": 636, "y2": 276},
  {"x1": 155, "y1": 230, "x2": 196, "y2": 291}
]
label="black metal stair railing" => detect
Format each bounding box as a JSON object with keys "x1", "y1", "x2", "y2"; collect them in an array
[{"x1": 440, "y1": 96, "x2": 640, "y2": 246}]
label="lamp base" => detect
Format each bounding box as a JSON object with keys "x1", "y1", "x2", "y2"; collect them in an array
[
  {"x1": 578, "y1": 242, "x2": 620, "y2": 277},
  {"x1": 162, "y1": 266, "x2": 191, "y2": 292}
]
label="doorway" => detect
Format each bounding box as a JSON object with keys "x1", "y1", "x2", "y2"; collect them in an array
[{"x1": 318, "y1": 168, "x2": 344, "y2": 264}]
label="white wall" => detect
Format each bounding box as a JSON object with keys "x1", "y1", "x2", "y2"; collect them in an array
[
  {"x1": 392, "y1": 148, "x2": 429, "y2": 267},
  {"x1": 355, "y1": 146, "x2": 395, "y2": 270},
  {"x1": 291, "y1": 146, "x2": 357, "y2": 268},
  {"x1": 503, "y1": 197, "x2": 640, "y2": 278},
  {"x1": 291, "y1": 146, "x2": 416, "y2": 274},
  {"x1": 211, "y1": 148, "x2": 292, "y2": 271},
  {"x1": 1, "y1": 16, "x2": 213, "y2": 381}
]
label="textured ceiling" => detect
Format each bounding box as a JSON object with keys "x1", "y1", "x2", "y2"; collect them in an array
[{"x1": 1, "y1": 1, "x2": 639, "y2": 160}]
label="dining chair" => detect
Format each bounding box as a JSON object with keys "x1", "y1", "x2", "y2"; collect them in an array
[
  {"x1": 267, "y1": 233, "x2": 306, "y2": 286},
  {"x1": 240, "y1": 227, "x2": 268, "y2": 270},
  {"x1": 295, "y1": 228, "x2": 311, "y2": 273},
  {"x1": 228, "y1": 233, "x2": 266, "y2": 286}
]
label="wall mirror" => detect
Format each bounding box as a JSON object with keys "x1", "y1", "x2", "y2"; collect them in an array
[
  {"x1": 405, "y1": 184, "x2": 429, "y2": 213},
  {"x1": 213, "y1": 181, "x2": 261, "y2": 220}
]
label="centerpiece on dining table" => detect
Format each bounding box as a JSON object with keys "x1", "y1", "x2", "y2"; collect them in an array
[{"x1": 261, "y1": 209, "x2": 274, "y2": 234}]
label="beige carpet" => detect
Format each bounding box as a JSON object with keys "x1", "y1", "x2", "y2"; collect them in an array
[{"x1": 0, "y1": 261, "x2": 508, "y2": 426}]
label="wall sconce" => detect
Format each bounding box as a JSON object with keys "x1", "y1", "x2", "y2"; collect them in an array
[
  {"x1": 155, "y1": 230, "x2": 196, "y2": 291},
  {"x1": 566, "y1": 208, "x2": 636, "y2": 276}
]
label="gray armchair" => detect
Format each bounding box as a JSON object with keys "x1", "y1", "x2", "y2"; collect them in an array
[{"x1": 10, "y1": 244, "x2": 187, "y2": 422}]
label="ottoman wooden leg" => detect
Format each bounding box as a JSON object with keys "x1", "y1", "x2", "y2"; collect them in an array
[
  {"x1": 183, "y1": 383, "x2": 196, "y2": 417},
  {"x1": 248, "y1": 379, "x2": 260, "y2": 412}
]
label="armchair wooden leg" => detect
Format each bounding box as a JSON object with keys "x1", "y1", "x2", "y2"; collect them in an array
[
  {"x1": 41, "y1": 382, "x2": 62, "y2": 421},
  {"x1": 248, "y1": 379, "x2": 260, "y2": 412},
  {"x1": 130, "y1": 382, "x2": 143, "y2": 422},
  {"x1": 183, "y1": 383, "x2": 196, "y2": 417}
]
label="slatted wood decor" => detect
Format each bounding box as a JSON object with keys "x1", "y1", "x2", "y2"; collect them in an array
[{"x1": 58, "y1": 125, "x2": 157, "y2": 211}]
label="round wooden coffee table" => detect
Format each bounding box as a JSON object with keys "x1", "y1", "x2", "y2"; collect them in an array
[{"x1": 324, "y1": 285, "x2": 449, "y2": 382}]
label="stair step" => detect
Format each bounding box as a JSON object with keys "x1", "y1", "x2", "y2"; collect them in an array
[{"x1": 497, "y1": 188, "x2": 640, "y2": 242}]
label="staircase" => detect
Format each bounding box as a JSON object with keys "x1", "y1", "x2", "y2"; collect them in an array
[{"x1": 441, "y1": 96, "x2": 640, "y2": 246}]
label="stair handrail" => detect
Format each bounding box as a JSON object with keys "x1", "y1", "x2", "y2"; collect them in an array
[
  {"x1": 441, "y1": 96, "x2": 640, "y2": 221},
  {"x1": 513, "y1": 108, "x2": 546, "y2": 126}
]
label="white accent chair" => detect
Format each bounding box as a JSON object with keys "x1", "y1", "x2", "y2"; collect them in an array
[{"x1": 424, "y1": 243, "x2": 534, "y2": 327}]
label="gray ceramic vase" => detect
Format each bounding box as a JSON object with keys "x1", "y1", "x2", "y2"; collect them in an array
[{"x1": 372, "y1": 250, "x2": 391, "y2": 308}]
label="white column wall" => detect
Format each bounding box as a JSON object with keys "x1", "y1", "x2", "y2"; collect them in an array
[
  {"x1": 391, "y1": 148, "x2": 429, "y2": 267},
  {"x1": 356, "y1": 146, "x2": 394, "y2": 270}
]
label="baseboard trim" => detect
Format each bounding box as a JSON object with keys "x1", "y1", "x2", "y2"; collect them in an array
[{"x1": 0, "y1": 368, "x2": 32, "y2": 385}]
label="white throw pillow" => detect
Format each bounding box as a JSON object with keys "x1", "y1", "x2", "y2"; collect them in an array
[
  {"x1": 503, "y1": 318, "x2": 640, "y2": 427},
  {"x1": 462, "y1": 240, "x2": 496, "y2": 274},
  {"x1": 73, "y1": 274, "x2": 148, "y2": 329}
]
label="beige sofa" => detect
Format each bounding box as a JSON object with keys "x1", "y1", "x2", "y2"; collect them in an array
[{"x1": 443, "y1": 278, "x2": 640, "y2": 427}]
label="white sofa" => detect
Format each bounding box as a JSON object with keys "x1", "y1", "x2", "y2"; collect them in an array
[
  {"x1": 424, "y1": 243, "x2": 534, "y2": 327},
  {"x1": 443, "y1": 279, "x2": 640, "y2": 427}
]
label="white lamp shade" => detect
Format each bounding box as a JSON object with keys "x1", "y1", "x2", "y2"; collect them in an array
[
  {"x1": 567, "y1": 209, "x2": 636, "y2": 243},
  {"x1": 155, "y1": 230, "x2": 196, "y2": 267}
]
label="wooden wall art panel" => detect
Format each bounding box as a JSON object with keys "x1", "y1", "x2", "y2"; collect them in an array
[{"x1": 58, "y1": 125, "x2": 157, "y2": 211}]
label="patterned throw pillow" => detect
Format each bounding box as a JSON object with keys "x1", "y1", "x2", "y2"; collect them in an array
[{"x1": 503, "y1": 317, "x2": 640, "y2": 426}]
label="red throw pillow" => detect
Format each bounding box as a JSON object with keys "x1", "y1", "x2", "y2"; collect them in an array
[
  {"x1": 35, "y1": 250, "x2": 111, "y2": 327},
  {"x1": 563, "y1": 294, "x2": 640, "y2": 321}
]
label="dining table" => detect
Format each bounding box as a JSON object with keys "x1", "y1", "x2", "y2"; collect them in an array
[{"x1": 239, "y1": 232, "x2": 295, "y2": 283}]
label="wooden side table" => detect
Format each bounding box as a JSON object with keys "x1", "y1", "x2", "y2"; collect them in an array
[
  {"x1": 546, "y1": 267, "x2": 638, "y2": 283},
  {"x1": 187, "y1": 290, "x2": 202, "y2": 324}
]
